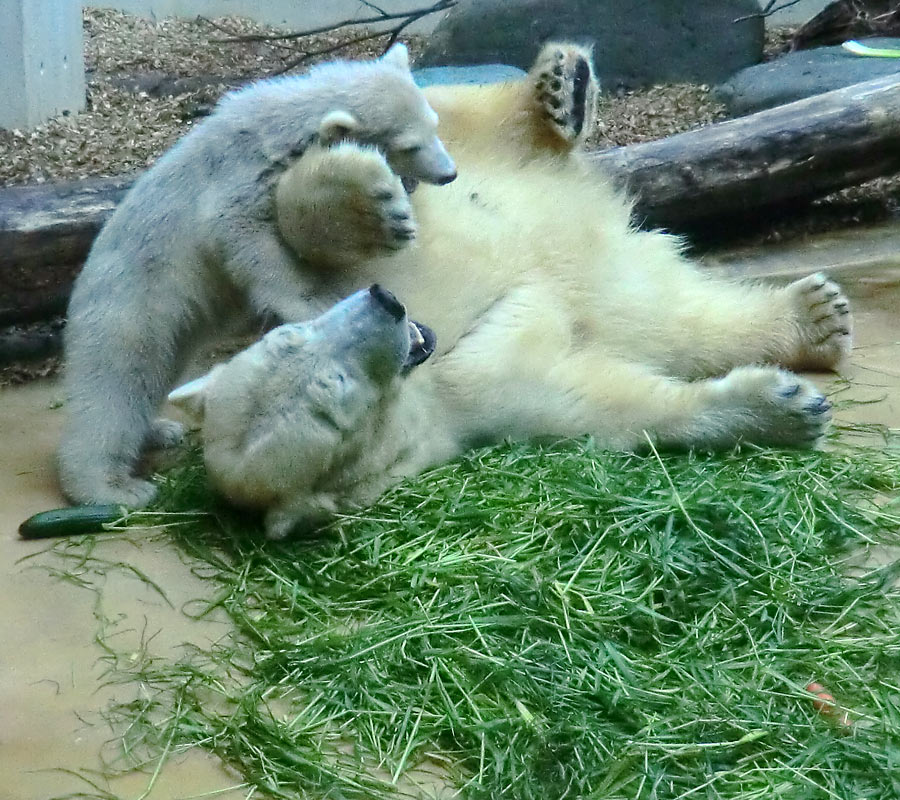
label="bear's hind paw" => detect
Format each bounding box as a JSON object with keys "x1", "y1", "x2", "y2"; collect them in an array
[{"x1": 786, "y1": 272, "x2": 853, "y2": 371}]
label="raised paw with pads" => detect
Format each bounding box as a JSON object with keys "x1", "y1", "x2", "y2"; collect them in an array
[
  {"x1": 529, "y1": 43, "x2": 598, "y2": 146},
  {"x1": 785, "y1": 272, "x2": 853, "y2": 370}
]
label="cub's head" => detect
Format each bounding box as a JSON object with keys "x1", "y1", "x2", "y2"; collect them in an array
[
  {"x1": 316, "y1": 43, "x2": 457, "y2": 187},
  {"x1": 168, "y1": 285, "x2": 436, "y2": 540}
]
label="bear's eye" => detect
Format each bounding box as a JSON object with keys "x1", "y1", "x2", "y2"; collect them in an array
[{"x1": 395, "y1": 145, "x2": 422, "y2": 154}]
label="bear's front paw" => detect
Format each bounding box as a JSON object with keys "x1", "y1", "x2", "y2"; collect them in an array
[
  {"x1": 146, "y1": 417, "x2": 186, "y2": 450},
  {"x1": 786, "y1": 272, "x2": 852, "y2": 370},
  {"x1": 324, "y1": 143, "x2": 416, "y2": 253},
  {"x1": 530, "y1": 43, "x2": 598, "y2": 144},
  {"x1": 367, "y1": 180, "x2": 416, "y2": 251},
  {"x1": 715, "y1": 366, "x2": 832, "y2": 448}
]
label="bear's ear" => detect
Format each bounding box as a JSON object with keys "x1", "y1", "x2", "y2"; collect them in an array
[
  {"x1": 381, "y1": 42, "x2": 410, "y2": 71},
  {"x1": 167, "y1": 372, "x2": 214, "y2": 421},
  {"x1": 318, "y1": 110, "x2": 359, "y2": 145}
]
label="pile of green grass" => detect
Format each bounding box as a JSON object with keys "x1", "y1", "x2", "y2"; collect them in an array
[{"x1": 50, "y1": 434, "x2": 900, "y2": 799}]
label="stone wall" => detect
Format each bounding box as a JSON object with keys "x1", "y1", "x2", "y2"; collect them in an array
[{"x1": 0, "y1": 0, "x2": 86, "y2": 130}]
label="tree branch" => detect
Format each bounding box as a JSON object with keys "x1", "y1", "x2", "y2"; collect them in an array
[
  {"x1": 204, "y1": 1, "x2": 455, "y2": 45},
  {"x1": 735, "y1": 0, "x2": 807, "y2": 22}
]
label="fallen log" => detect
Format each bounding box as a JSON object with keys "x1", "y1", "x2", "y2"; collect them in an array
[
  {"x1": 4, "y1": 73, "x2": 900, "y2": 316},
  {"x1": 0, "y1": 174, "x2": 132, "y2": 275},
  {"x1": 590, "y1": 73, "x2": 900, "y2": 229},
  {"x1": 0, "y1": 175, "x2": 131, "y2": 324}
]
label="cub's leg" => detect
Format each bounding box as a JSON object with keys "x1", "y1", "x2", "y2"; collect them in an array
[
  {"x1": 528, "y1": 42, "x2": 598, "y2": 150},
  {"x1": 276, "y1": 142, "x2": 415, "y2": 270},
  {"x1": 59, "y1": 307, "x2": 191, "y2": 507},
  {"x1": 435, "y1": 285, "x2": 831, "y2": 452},
  {"x1": 550, "y1": 355, "x2": 832, "y2": 451},
  {"x1": 631, "y1": 268, "x2": 852, "y2": 378}
]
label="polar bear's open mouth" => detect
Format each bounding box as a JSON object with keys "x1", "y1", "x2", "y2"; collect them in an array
[
  {"x1": 405, "y1": 320, "x2": 436, "y2": 370},
  {"x1": 401, "y1": 177, "x2": 419, "y2": 194}
]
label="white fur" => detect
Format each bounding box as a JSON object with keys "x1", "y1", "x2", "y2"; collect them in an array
[
  {"x1": 172, "y1": 45, "x2": 852, "y2": 538},
  {"x1": 59, "y1": 44, "x2": 456, "y2": 507}
]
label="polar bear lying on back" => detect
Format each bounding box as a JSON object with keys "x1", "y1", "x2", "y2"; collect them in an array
[{"x1": 169, "y1": 43, "x2": 852, "y2": 539}]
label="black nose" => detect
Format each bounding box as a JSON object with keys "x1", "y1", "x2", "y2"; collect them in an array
[
  {"x1": 369, "y1": 284, "x2": 405, "y2": 321},
  {"x1": 435, "y1": 170, "x2": 457, "y2": 185}
]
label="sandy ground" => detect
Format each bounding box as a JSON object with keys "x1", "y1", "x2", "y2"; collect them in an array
[{"x1": 1, "y1": 236, "x2": 899, "y2": 798}]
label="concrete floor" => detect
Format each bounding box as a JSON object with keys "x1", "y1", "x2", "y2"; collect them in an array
[{"x1": 1, "y1": 223, "x2": 899, "y2": 797}]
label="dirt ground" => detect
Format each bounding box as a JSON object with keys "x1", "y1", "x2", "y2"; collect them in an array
[{"x1": 1, "y1": 240, "x2": 899, "y2": 797}]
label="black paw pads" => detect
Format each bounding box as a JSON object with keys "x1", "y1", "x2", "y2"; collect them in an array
[{"x1": 571, "y1": 57, "x2": 591, "y2": 136}]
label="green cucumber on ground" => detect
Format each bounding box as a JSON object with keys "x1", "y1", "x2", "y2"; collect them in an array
[{"x1": 19, "y1": 505, "x2": 127, "y2": 539}]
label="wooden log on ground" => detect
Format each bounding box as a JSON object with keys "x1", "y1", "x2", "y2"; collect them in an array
[
  {"x1": 0, "y1": 175, "x2": 132, "y2": 324},
  {"x1": 0, "y1": 174, "x2": 132, "y2": 276},
  {"x1": 4, "y1": 73, "x2": 900, "y2": 316},
  {"x1": 591, "y1": 73, "x2": 900, "y2": 230}
]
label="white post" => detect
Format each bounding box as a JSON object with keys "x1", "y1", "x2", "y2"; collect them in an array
[{"x1": 0, "y1": 0, "x2": 86, "y2": 130}]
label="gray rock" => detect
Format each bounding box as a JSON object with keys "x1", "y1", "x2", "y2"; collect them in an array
[
  {"x1": 413, "y1": 65, "x2": 526, "y2": 87},
  {"x1": 416, "y1": 0, "x2": 765, "y2": 91},
  {"x1": 715, "y1": 38, "x2": 900, "y2": 115}
]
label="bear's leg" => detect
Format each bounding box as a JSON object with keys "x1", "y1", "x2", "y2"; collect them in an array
[
  {"x1": 59, "y1": 318, "x2": 183, "y2": 507},
  {"x1": 547, "y1": 354, "x2": 832, "y2": 451},
  {"x1": 630, "y1": 270, "x2": 852, "y2": 378},
  {"x1": 528, "y1": 42, "x2": 598, "y2": 150},
  {"x1": 275, "y1": 143, "x2": 415, "y2": 271},
  {"x1": 219, "y1": 223, "x2": 335, "y2": 323}
]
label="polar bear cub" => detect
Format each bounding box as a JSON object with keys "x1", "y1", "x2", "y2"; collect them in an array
[
  {"x1": 169, "y1": 285, "x2": 440, "y2": 540},
  {"x1": 170, "y1": 281, "x2": 838, "y2": 540},
  {"x1": 59, "y1": 44, "x2": 455, "y2": 509},
  {"x1": 166, "y1": 42, "x2": 853, "y2": 538}
]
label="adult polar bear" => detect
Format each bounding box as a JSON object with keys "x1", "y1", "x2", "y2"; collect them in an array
[
  {"x1": 170, "y1": 43, "x2": 853, "y2": 538},
  {"x1": 59, "y1": 44, "x2": 456, "y2": 508}
]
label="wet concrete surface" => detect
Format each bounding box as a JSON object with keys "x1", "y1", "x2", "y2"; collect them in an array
[{"x1": 1, "y1": 228, "x2": 898, "y2": 797}]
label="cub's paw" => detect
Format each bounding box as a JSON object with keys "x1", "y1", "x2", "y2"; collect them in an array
[
  {"x1": 275, "y1": 142, "x2": 416, "y2": 265},
  {"x1": 264, "y1": 507, "x2": 297, "y2": 541},
  {"x1": 530, "y1": 42, "x2": 598, "y2": 145},
  {"x1": 365, "y1": 175, "x2": 417, "y2": 251},
  {"x1": 277, "y1": 142, "x2": 416, "y2": 266},
  {"x1": 785, "y1": 272, "x2": 852, "y2": 370},
  {"x1": 146, "y1": 418, "x2": 185, "y2": 450},
  {"x1": 715, "y1": 366, "x2": 832, "y2": 448},
  {"x1": 95, "y1": 473, "x2": 158, "y2": 508},
  {"x1": 324, "y1": 143, "x2": 415, "y2": 251}
]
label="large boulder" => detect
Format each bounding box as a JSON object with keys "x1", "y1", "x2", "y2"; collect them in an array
[
  {"x1": 416, "y1": 0, "x2": 765, "y2": 91},
  {"x1": 715, "y1": 38, "x2": 900, "y2": 115}
]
